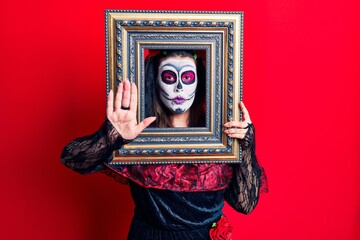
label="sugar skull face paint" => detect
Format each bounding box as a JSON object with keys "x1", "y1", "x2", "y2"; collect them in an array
[{"x1": 157, "y1": 57, "x2": 198, "y2": 114}]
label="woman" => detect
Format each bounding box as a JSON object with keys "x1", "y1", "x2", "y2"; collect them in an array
[{"x1": 61, "y1": 50, "x2": 266, "y2": 239}]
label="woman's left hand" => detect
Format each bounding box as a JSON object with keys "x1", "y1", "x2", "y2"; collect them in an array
[{"x1": 224, "y1": 101, "x2": 252, "y2": 139}]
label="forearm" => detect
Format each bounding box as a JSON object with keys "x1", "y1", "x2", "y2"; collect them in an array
[
  {"x1": 224, "y1": 124, "x2": 264, "y2": 214},
  {"x1": 61, "y1": 119, "x2": 128, "y2": 174}
]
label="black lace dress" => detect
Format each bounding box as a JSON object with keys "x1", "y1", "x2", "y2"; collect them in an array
[{"x1": 61, "y1": 119, "x2": 266, "y2": 239}]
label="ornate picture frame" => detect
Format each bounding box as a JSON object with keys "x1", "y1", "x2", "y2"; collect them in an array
[{"x1": 105, "y1": 10, "x2": 244, "y2": 164}]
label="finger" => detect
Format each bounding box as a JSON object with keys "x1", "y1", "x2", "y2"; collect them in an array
[
  {"x1": 227, "y1": 133, "x2": 246, "y2": 139},
  {"x1": 114, "y1": 82, "x2": 124, "y2": 110},
  {"x1": 240, "y1": 101, "x2": 251, "y2": 123},
  {"x1": 122, "y1": 79, "x2": 131, "y2": 108},
  {"x1": 107, "y1": 90, "x2": 114, "y2": 117},
  {"x1": 224, "y1": 128, "x2": 248, "y2": 134},
  {"x1": 224, "y1": 121, "x2": 250, "y2": 128},
  {"x1": 129, "y1": 82, "x2": 138, "y2": 112},
  {"x1": 135, "y1": 116, "x2": 156, "y2": 135}
]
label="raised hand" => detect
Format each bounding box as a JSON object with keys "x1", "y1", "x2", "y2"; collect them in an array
[
  {"x1": 224, "y1": 101, "x2": 252, "y2": 139},
  {"x1": 107, "y1": 79, "x2": 156, "y2": 140}
]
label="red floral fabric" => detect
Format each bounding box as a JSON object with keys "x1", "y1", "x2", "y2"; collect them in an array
[
  {"x1": 103, "y1": 163, "x2": 234, "y2": 192},
  {"x1": 209, "y1": 215, "x2": 233, "y2": 240}
]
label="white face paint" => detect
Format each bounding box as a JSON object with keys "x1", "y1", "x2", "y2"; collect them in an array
[{"x1": 157, "y1": 57, "x2": 198, "y2": 114}]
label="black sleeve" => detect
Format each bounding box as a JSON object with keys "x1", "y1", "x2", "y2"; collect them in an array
[
  {"x1": 224, "y1": 124, "x2": 267, "y2": 214},
  {"x1": 60, "y1": 119, "x2": 131, "y2": 174}
]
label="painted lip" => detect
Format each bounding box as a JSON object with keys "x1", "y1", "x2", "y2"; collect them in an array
[{"x1": 173, "y1": 96, "x2": 185, "y2": 104}]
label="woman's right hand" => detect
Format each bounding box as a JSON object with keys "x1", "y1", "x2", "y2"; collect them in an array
[{"x1": 107, "y1": 79, "x2": 156, "y2": 140}]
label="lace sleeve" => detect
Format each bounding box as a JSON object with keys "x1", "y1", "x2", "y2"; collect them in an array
[
  {"x1": 60, "y1": 119, "x2": 131, "y2": 174},
  {"x1": 224, "y1": 124, "x2": 268, "y2": 214}
]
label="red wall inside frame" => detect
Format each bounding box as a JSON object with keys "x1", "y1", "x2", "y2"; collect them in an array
[{"x1": 1, "y1": 1, "x2": 359, "y2": 240}]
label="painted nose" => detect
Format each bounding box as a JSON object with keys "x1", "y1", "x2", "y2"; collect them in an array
[{"x1": 175, "y1": 81, "x2": 183, "y2": 92}]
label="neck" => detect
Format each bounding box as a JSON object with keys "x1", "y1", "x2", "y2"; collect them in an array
[{"x1": 172, "y1": 111, "x2": 190, "y2": 127}]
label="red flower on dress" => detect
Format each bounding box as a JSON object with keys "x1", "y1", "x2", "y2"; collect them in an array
[{"x1": 209, "y1": 215, "x2": 233, "y2": 240}]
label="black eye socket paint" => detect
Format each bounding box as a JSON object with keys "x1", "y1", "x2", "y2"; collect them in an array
[
  {"x1": 181, "y1": 71, "x2": 195, "y2": 85},
  {"x1": 161, "y1": 70, "x2": 177, "y2": 84}
]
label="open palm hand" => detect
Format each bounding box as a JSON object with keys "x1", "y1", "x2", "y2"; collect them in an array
[{"x1": 107, "y1": 79, "x2": 156, "y2": 140}]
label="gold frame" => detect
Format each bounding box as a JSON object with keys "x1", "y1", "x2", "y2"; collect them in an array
[{"x1": 105, "y1": 10, "x2": 243, "y2": 164}]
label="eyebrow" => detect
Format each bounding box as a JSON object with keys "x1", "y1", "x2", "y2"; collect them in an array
[{"x1": 160, "y1": 63, "x2": 196, "y2": 72}]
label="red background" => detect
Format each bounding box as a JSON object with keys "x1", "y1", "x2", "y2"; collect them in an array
[{"x1": 1, "y1": 0, "x2": 359, "y2": 239}]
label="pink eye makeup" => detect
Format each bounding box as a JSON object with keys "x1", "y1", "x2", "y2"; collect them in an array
[
  {"x1": 181, "y1": 71, "x2": 195, "y2": 84},
  {"x1": 161, "y1": 70, "x2": 177, "y2": 84}
]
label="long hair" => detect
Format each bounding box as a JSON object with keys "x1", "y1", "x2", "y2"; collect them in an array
[{"x1": 145, "y1": 50, "x2": 206, "y2": 127}]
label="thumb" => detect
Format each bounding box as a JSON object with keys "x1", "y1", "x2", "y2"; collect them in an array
[
  {"x1": 135, "y1": 116, "x2": 156, "y2": 135},
  {"x1": 239, "y1": 101, "x2": 251, "y2": 123}
]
